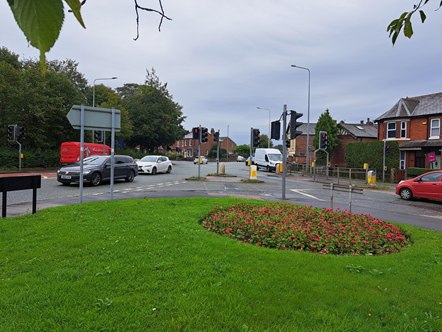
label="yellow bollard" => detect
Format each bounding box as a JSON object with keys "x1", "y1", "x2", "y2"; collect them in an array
[
  {"x1": 220, "y1": 163, "x2": 225, "y2": 174},
  {"x1": 249, "y1": 165, "x2": 257, "y2": 179}
]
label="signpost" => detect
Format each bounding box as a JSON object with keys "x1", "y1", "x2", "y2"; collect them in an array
[{"x1": 67, "y1": 105, "x2": 121, "y2": 203}]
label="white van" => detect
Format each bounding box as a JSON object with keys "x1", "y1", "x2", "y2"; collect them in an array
[{"x1": 254, "y1": 148, "x2": 283, "y2": 172}]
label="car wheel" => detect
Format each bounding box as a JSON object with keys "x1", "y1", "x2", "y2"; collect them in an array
[
  {"x1": 91, "y1": 172, "x2": 102, "y2": 186},
  {"x1": 61, "y1": 182, "x2": 70, "y2": 186},
  {"x1": 166, "y1": 166, "x2": 172, "y2": 173},
  {"x1": 399, "y1": 188, "x2": 413, "y2": 200},
  {"x1": 152, "y1": 167, "x2": 157, "y2": 175},
  {"x1": 125, "y1": 170, "x2": 135, "y2": 182}
]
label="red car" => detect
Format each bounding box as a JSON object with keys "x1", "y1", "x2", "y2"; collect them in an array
[{"x1": 396, "y1": 170, "x2": 442, "y2": 201}]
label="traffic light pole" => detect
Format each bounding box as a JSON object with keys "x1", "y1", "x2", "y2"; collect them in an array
[
  {"x1": 198, "y1": 125, "x2": 201, "y2": 179},
  {"x1": 282, "y1": 105, "x2": 287, "y2": 200},
  {"x1": 249, "y1": 128, "x2": 253, "y2": 163},
  {"x1": 216, "y1": 130, "x2": 220, "y2": 175}
]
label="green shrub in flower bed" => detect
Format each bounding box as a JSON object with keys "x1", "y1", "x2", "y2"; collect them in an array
[{"x1": 203, "y1": 202, "x2": 411, "y2": 255}]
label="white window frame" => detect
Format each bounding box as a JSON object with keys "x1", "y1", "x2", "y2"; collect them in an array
[
  {"x1": 189, "y1": 140, "x2": 192, "y2": 147},
  {"x1": 400, "y1": 151, "x2": 406, "y2": 170},
  {"x1": 400, "y1": 121, "x2": 407, "y2": 138},
  {"x1": 387, "y1": 122, "x2": 396, "y2": 138},
  {"x1": 430, "y1": 118, "x2": 440, "y2": 138}
]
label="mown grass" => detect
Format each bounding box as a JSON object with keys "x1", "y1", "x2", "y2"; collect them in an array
[{"x1": 0, "y1": 197, "x2": 441, "y2": 332}]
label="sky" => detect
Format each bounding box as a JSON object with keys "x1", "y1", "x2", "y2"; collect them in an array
[{"x1": 1, "y1": 0, "x2": 442, "y2": 146}]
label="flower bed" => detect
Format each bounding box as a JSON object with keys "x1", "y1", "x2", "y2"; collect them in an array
[{"x1": 203, "y1": 202, "x2": 412, "y2": 255}]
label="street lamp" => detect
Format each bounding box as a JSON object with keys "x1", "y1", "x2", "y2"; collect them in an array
[
  {"x1": 226, "y1": 125, "x2": 229, "y2": 162},
  {"x1": 257, "y1": 107, "x2": 271, "y2": 148},
  {"x1": 92, "y1": 77, "x2": 117, "y2": 143},
  {"x1": 291, "y1": 65, "x2": 310, "y2": 173}
]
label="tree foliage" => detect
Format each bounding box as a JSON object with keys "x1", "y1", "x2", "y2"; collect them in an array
[
  {"x1": 235, "y1": 144, "x2": 251, "y2": 158},
  {"x1": 118, "y1": 69, "x2": 187, "y2": 151},
  {"x1": 313, "y1": 109, "x2": 339, "y2": 164},
  {"x1": 388, "y1": 0, "x2": 442, "y2": 44},
  {"x1": 258, "y1": 134, "x2": 273, "y2": 148},
  {"x1": 208, "y1": 143, "x2": 227, "y2": 159}
]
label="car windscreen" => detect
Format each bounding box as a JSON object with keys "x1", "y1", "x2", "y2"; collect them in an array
[
  {"x1": 83, "y1": 156, "x2": 109, "y2": 165},
  {"x1": 268, "y1": 154, "x2": 282, "y2": 161},
  {"x1": 140, "y1": 156, "x2": 158, "y2": 162}
]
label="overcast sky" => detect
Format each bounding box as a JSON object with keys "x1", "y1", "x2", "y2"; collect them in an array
[{"x1": 1, "y1": 0, "x2": 442, "y2": 145}]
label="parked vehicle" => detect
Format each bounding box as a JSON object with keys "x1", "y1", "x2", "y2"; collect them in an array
[
  {"x1": 137, "y1": 155, "x2": 172, "y2": 175},
  {"x1": 237, "y1": 155, "x2": 246, "y2": 162},
  {"x1": 57, "y1": 155, "x2": 138, "y2": 186},
  {"x1": 60, "y1": 142, "x2": 111, "y2": 166},
  {"x1": 254, "y1": 148, "x2": 283, "y2": 172},
  {"x1": 396, "y1": 170, "x2": 442, "y2": 201},
  {"x1": 194, "y1": 156, "x2": 208, "y2": 164}
]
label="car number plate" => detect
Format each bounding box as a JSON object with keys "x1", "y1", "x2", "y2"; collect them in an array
[{"x1": 61, "y1": 175, "x2": 71, "y2": 179}]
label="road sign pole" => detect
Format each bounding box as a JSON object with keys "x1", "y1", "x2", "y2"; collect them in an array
[
  {"x1": 198, "y1": 125, "x2": 201, "y2": 178},
  {"x1": 79, "y1": 105, "x2": 85, "y2": 203},
  {"x1": 282, "y1": 105, "x2": 287, "y2": 200},
  {"x1": 110, "y1": 108, "x2": 115, "y2": 200}
]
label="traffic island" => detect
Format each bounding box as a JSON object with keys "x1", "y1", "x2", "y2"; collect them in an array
[{"x1": 185, "y1": 176, "x2": 206, "y2": 181}]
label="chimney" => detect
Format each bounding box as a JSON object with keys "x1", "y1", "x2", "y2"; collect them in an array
[
  {"x1": 366, "y1": 118, "x2": 373, "y2": 126},
  {"x1": 360, "y1": 120, "x2": 364, "y2": 124}
]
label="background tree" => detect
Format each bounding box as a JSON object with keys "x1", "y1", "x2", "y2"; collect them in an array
[
  {"x1": 258, "y1": 134, "x2": 273, "y2": 148},
  {"x1": 208, "y1": 143, "x2": 227, "y2": 159},
  {"x1": 118, "y1": 69, "x2": 187, "y2": 151},
  {"x1": 235, "y1": 144, "x2": 251, "y2": 158},
  {"x1": 313, "y1": 109, "x2": 339, "y2": 165}
]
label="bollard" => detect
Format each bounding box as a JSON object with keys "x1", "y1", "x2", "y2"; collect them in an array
[
  {"x1": 220, "y1": 163, "x2": 225, "y2": 175},
  {"x1": 249, "y1": 165, "x2": 257, "y2": 179},
  {"x1": 275, "y1": 163, "x2": 282, "y2": 174}
]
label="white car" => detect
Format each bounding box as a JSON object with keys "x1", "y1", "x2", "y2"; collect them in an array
[
  {"x1": 194, "y1": 156, "x2": 208, "y2": 164},
  {"x1": 137, "y1": 155, "x2": 172, "y2": 175}
]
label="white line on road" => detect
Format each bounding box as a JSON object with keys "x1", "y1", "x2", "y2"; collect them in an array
[{"x1": 290, "y1": 189, "x2": 325, "y2": 201}]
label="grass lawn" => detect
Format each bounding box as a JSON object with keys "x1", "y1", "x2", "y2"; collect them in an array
[{"x1": 0, "y1": 197, "x2": 440, "y2": 331}]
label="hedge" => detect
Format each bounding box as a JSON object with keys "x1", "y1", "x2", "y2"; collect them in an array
[
  {"x1": 345, "y1": 141, "x2": 399, "y2": 171},
  {"x1": 406, "y1": 167, "x2": 434, "y2": 177}
]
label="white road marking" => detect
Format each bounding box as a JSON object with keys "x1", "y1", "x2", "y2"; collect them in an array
[{"x1": 290, "y1": 189, "x2": 325, "y2": 201}]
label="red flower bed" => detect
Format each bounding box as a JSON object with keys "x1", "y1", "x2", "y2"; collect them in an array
[{"x1": 203, "y1": 202, "x2": 412, "y2": 255}]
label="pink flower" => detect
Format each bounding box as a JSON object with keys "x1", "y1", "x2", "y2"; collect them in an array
[{"x1": 226, "y1": 228, "x2": 232, "y2": 234}]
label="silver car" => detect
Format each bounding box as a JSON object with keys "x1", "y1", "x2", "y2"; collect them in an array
[
  {"x1": 137, "y1": 155, "x2": 173, "y2": 175},
  {"x1": 194, "y1": 156, "x2": 208, "y2": 164}
]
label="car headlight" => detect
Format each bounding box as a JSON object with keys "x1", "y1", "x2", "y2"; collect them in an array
[
  {"x1": 398, "y1": 180, "x2": 404, "y2": 185},
  {"x1": 83, "y1": 170, "x2": 91, "y2": 175}
]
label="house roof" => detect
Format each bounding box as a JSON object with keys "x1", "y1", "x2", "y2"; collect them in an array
[
  {"x1": 375, "y1": 92, "x2": 442, "y2": 122},
  {"x1": 399, "y1": 139, "x2": 442, "y2": 150},
  {"x1": 337, "y1": 123, "x2": 378, "y2": 139}
]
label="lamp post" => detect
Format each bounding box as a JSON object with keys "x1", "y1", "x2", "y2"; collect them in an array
[
  {"x1": 291, "y1": 65, "x2": 310, "y2": 173},
  {"x1": 257, "y1": 107, "x2": 271, "y2": 148},
  {"x1": 92, "y1": 77, "x2": 117, "y2": 143}
]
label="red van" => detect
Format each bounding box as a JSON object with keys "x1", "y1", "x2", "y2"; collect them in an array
[{"x1": 60, "y1": 142, "x2": 111, "y2": 166}]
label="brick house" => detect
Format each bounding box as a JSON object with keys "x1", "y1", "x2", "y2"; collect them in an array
[
  {"x1": 171, "y1": 128, "x2": 237, "y2": 158},
  {"x1": 330, "y1": 119, "x2": 378, "y2": 166},
  {"x1": 287, "y1": 123, "x2": 316, "y2": 165},
  {"x1": 375, "y1": 92, "x2": 442, "y2": 170}
]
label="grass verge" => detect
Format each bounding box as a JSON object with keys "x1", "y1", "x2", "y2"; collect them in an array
[{"x1": 0, "y1": 197, "x2": 441, "y2": 331}]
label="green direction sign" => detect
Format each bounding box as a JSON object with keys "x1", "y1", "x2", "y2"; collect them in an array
[{"x1": 67, "y1": 105, "x2": 121, "y2": 131}]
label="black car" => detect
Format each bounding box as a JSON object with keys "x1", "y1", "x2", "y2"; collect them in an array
[{"x1": 57, "y1": 155, "x2": 138, "y2": 186}]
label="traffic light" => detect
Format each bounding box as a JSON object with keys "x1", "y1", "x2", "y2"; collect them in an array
[
  {"x1": 271, "y1": 121, "x2": 280, "y2": 140},
  {"x1": 17, "y1": 126, "x2": 26, "y2": 140},
  {"x1": 7, "y1": 125, "x2": 16, "y2": 141},
  {"x1": 319, "y1": 131, "x2": 327, "y2": 149},
  {"x1": 192, "y1": 127, "x2": 200, "y2": 139},
  {"x1": 167, "y1": 144, "x2": 171, "y2": 151},
  {"x1": 324, "y1": 137, "x2": 329, "y2": 150},
  {"x1": 201, "y1": 127, "x2": 208, "y2": 143},
  {"x1": 386, "y1": 145, "x2": 390, "y2": 153},
  {"x1": 95, "y1": 130, "x2": 103, "y2": 142},
  {"x1": 285, "y1": 139, "x2": 291, "y2": 148},
  {"x1": 213, "y1": 131, "x2": 220, "y2": 142},
  {"x1": 252, "y1": 128, "x2": 260, "y2": 148},
  {"x1": 290, "y1": 111, "x2": 303, "y2": 139}
]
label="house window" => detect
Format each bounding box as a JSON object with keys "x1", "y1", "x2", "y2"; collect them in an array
[
  {"x1": 387, "y1": 122, "x2": 396, "y2": 138},
  {"x1": 400, "y1": 121, "x2": 406, "y2": 138},
  {"x1": 185, "y1": 140, "x2": 187, "y2": 147},
  {"x1": 400, "y1": 151, "x2": 406, "y2": 170},
  {"x1": 189, "y1": 140, "x2": 192, "y2": 147},
  {"x1": 430, "y1": 118, "x2": 440, "y2": 138},
  {"x1": 177, "y1": 141, "x2": 179, "y2": 147}
]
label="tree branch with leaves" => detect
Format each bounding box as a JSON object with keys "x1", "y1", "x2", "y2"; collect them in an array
[{"x1": 387, "y1": 0, "x2": 442, "y2": 44}]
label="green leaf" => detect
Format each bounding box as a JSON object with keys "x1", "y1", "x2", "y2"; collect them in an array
[
  {"x1": 64, "y1": 0, "x2": 86, "y2": 28},
  {"x1": 8, "y1": 0, "x2": 64, "y2": 71},
  {"x1": 419, "y1": 10, "x2": 426, "y2": 23},
  {"x1": 403, "y1": 18, "x2": 413, "y2": 38}
]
